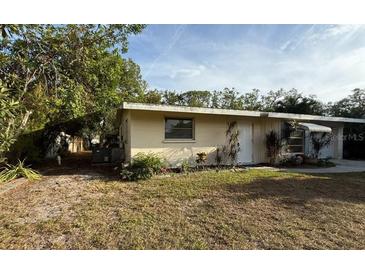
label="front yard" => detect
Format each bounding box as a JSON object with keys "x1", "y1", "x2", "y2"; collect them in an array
[{"x1": 0, "y1": 168, "x2": 364, "y2": 249}]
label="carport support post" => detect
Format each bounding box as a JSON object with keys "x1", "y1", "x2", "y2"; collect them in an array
[{"x1": 334, "y1": 126, "x2": 344, "y2": 159}]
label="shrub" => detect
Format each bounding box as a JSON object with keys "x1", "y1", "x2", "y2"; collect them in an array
[
  {"x1": 196, "y1": 152, "x2": 207, "y2": 166},
  {"x1": 0, "y1": 83, "x2": 21, "y2": 164},
  {"x1": 9, "y1": 132, "x2": 43, "y2": 164},
  {"x1": 215, "y1": 147, "x2": 223, "y2": 167},
  {"x1": 317, "y1": 159, "x2": 336, "y2": 167},
  {"x1": 120, "y1": 153, "x2": 166, "y2": 181},
  {"x1": 223, "y1": 121, "x2": 240, "y2": 165},
  {"x1": 265, "y1": 130, "x2": 283, "y2": 165},
  {"x1": 279, "y1": 154, "x2": 303, "y2": 167},
  {"x1": 0, "y1": 159, "x2": 41, "y2": 183},
  {"x1": 310, "y1": 132, "x2": 333, "y2": 159},
  {"x1": 181, "y1": 159, "x2": 190, "y2": 173}
]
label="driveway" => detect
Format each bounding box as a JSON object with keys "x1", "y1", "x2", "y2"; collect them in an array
[{"x1": 283, "y1": 159, "x2": 365, "y2": 173}]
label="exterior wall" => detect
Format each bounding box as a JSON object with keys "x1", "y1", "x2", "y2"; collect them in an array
[
  {"x1": 119, "y1": 109, "x2": 346, "y2": 166},
  {"x1": 252, "y1": 118, "x2": 283, "y2": 163},
  {"x1": 128, "y1": 110, "x2": 228, "y2": 166},
  {"x1": 306, "y1": 121, "x2": 344, "y2": 159},
  {"x1": 122, "y1": 109, "x2": 283, "y2": 166}
]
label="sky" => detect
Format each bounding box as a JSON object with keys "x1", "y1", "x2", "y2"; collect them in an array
[{"x1": 125, "y1": 24, "x2": 365, "y2": 102}]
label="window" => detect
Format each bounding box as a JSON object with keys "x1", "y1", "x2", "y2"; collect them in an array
[
  {"x1": 165, "y1": 118, "x2": 194, "y2": 139},
  {"x1": 287, "y1": 129, "x2": 304, "y2": 153}
]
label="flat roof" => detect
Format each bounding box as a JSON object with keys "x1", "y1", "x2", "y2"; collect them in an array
[{"x1": 121, "y1": 102, "x2": 365, "y2": 124}]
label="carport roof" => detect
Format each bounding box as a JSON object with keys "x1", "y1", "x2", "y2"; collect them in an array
[
  {"x1": 298, "y1": 122, "x2": 332, "y2": 133},
  {"x1": 121, "y1": 102, "x2": 365, "y2": 124}
]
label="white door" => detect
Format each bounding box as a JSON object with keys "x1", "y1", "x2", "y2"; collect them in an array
[{"x1": 238, "y1": 122, "x2": 253, "y2": 164}]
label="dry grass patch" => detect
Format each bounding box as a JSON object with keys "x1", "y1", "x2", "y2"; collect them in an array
[{"x1": 0, "y1": 169, "x2": 364, "y2": 249}]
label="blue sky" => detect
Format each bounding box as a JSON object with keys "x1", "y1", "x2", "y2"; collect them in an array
[{"x1": 125, "y1": 25, "x2": 365, "y2": 102}]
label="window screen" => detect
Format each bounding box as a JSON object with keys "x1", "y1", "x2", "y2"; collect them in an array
[{"x1": 165, "y1": 118, "x2": 193, "y2": 139}]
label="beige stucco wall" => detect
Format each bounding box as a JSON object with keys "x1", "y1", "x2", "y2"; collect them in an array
[
  {"x1": 119, "y1": 109, "x2": 346, "y2": 166},
  {"x1": 128, "y1": 110, "x2": 229, "y2": 166},
  {"x1": 121, "y1": 109, "x2": 285, "y2": 166}
]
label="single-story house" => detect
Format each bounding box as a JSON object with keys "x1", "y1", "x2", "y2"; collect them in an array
[{"x1": 117, "y1": 102, "x2": 365, "y2": 166}]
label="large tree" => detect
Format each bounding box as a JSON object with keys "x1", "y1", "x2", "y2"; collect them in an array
[
  {"x1": 270, "y1": 89, "x2": 324, "y2": 115},
  {"x1": 328, "y1": 88, "x2": 365, "y2": 118},
  {"x1": 0, "y1": 24, "x2": 146, "y2": 132}
]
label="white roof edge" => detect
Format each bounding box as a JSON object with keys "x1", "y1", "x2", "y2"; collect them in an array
[
  {"x1": 121, "y1": 102, "x2": 262, "y2": 117},
  {"x1": 267, "y1": 112, "x2": 365, "y2": 123},
  {"x1": 121, "y1": 102, "x2": 365, "y2": 124}
]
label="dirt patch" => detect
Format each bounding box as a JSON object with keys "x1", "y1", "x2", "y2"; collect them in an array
[
  {"x1": 0, "y1": 178, "x2": 28, "y2": 195},
  {"x1": 0, "y1": 173, "x2": 104, "y2": 225}
]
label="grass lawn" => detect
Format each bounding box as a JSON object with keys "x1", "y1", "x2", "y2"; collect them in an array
[{"x1": 0, "y1": 168, "x2": 364, "y2": 249}]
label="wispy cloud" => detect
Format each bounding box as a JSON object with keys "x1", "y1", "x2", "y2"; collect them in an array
[
  {"x1": 144, "y1": 24, "x2": 187, "y2": 78},
  {"x1": 127, "y1": 25, "x2": 365, "y2": 102}
]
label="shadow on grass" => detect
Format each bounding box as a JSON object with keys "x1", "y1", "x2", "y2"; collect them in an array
[
  {"x1": 34, "y1": 152, "x2": 120, "y2": 180},
  {"x1": 223, "y1": 172, "x2": 365, "y2": 204}
]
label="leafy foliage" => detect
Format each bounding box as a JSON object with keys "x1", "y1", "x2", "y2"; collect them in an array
[
  {"x1": 0, "y1": 159, "x2": 41, "y2": 183},
  {"x1": 215, "y1": 147, "x2": 223, "y2": 166},
  {"x1": 271, "y1": 89, "x2": 324, "y2": 114},
  {"x1": 195, "y1": 152, "x2": 207, "y2": 166},
  {"x1": 328, "y1": 88, "x2": 365, "y2": 118},
  {"x1": 223, "y1": 121, "x2": 240, "y2": 165},
  {"x1": 153, "y1": 88, "x2": 326, "y2": 115},
  {"x1": 310, "y1": 132, "x2": 333, "y2": 159},
  {"x1": 0, "y1": 24, "x2": 146, "y2": 135},
  {"x1": 120, "y1": 153, "x2": 166, "y2": 181},
  {"x1": 180, "y1": 159, "x2": 190, "y2": 173},
  {"x1": 265, "y1": 131, "x2": 283, "y2": 165},
  {"x1": 0, "y1": 82, "x2": 22, "y2": 164},
  {"x1": 316, "y1": 159, "x2": 336, "y2": 167},
  {"x1": 279, "y1": 154, "x2": 304, "y2": 167}
]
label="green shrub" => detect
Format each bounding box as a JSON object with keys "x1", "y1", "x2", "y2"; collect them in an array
[
  {"x1": 120, "y1": 153, "x2": 166, "y2": 181},
  {"x1": 0, "y1": 159, "x2": 41, "y2": 183},
  {"x1": 317, "y1": 159, "x2": 336, "y2": 167},
  {"x1": 181, "y1": 159, "x2": 190, "y2": 173},
  {"x1": 196, "y1": 152, "x2": 207, "y2": 165},
  {"x1": 265, "y1": 130, "x2": 283, "y2": 165},
  {"x1": 279, "y1": 154, "x2": 304, "y2": 167},
  {"x1": 9, "y1": 132, "x2": 43, "y2": 163}
]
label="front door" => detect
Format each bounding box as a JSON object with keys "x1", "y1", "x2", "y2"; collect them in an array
[{"x1": 238, "y1": 122, "x2": 253, "y2": 164}]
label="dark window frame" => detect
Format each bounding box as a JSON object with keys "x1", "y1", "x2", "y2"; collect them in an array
[{"x1": 164, "y1": 117, "x2": 195, "y2": 140}]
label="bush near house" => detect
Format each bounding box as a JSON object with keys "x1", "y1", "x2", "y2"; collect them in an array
[
  {"x1": 265, "y1": 130, "x2": 283, "y2": 165},
  {"x1": 120, "y1": 153, "x2": 166, "y2": 181}
]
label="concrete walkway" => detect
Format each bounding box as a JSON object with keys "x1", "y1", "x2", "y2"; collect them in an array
[{"x1": 282, "y1": 159, "x2": 365, "y2": 173}]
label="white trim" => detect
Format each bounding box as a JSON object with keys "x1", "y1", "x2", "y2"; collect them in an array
[
  {"x1": 122, "y1": 102, "x2": 262, "y2": 118},
  {"x1": 121, "y1": 102, "x2": 365, "y2": 124},
  {"x1": 268, "y1": 112, "x2": 363, "y2": 123}
]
